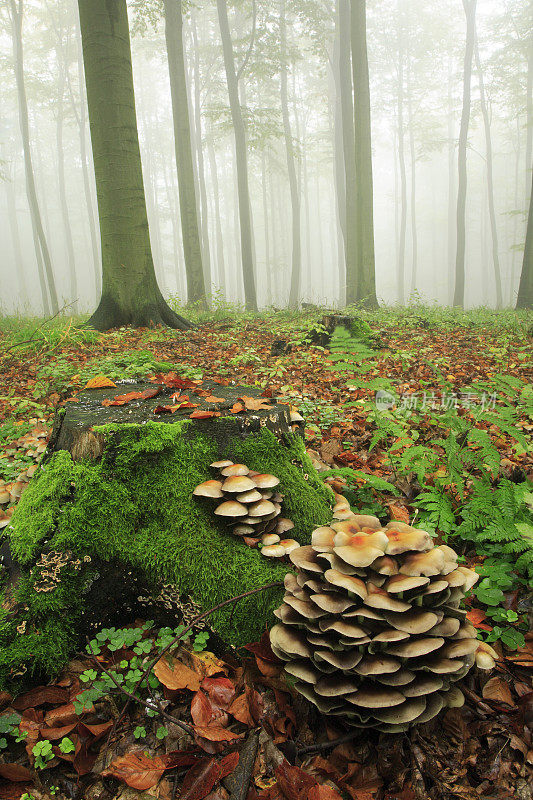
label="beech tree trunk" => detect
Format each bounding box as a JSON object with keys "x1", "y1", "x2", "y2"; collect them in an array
[
  {"x1": 216, "y1": 0, "x2": 257, "y2": 311},
  {"x1": 454, "y1": 0, "x2": 477, "y2": 308},
  {"x1": 56, "y1": 63, "x2": 78, "y2": 311},
  {"x1": 9, "y1": 0, "x2": 58, "y2": 316},
  {"x1": 163, "y1": 0, "x2": 205, "y2": 305},
  {"x1": 339, "y1": 0, "x2": 358, "y2": 305},
  {"x1": 516, "y1": 172, "x2": 533, "y2": 308},
  {"x1": 78, "y1": 0, "x2": 191, "y2": 330},
  {"x1": 397, "y1": 0, "x2": 407, "y2": 304},
  {"x1": 351, "y1": 0, "x2": 378, "y2": 306}
]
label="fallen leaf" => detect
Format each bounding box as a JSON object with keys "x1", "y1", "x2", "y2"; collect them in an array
[
  {"x1": 203, "y1": 395, "x2": 226, "y2": 404},
  {"x1": 239, "y1": 396, "x2": 273, "y2": 411},
  {"x1": 193, "y1": 725, "x2": 242, "y2": 742},
  {"x1": 230, "y1": 402, "x2": 245, "y2": 414},
  {"x1": 102, "y1": 751, "x2": 166, "y2": 791},
  {"x1": 190, "y1": 411, "x2": 221, "y2": 419},
  {"x1": 0, "y1": 764, "x2": 32, "y2": 782},
  {"x1": 13, "y1": 685, "x2": 69, "y2": 710},
  {"x1": 102, "y1": 386, "x2": 160, "y2": 407},
  {"x1": 154, "y1": 403, "x2": 198, "y2": 414},
  {"x1": 482, "y1": 676, "x2": 515, "y2": 706},
  {"x1": 189, "y1": 651, "x2": 228, "y2": 680},
  {"x1": 201, "y1": 677, "x2": 235, "y2": 709},
  {"x1": 387, "y1": 503, "x2": 410, "y2": 524},
  {"x1": 180, "y1": 757, "x2": 221, "y2": 800},
  {"x1": 154, "y1": 656, "x2": 200, "y2": 692},
  {"x1": 308, "y1": 787, "x2": 344, "y2": 800},
  {"x1": 84, "y1": 375, "x2": 117, "y2": 389},
  {"x1": 466, "y1": 608, "x2": 493, "y2": 631}
]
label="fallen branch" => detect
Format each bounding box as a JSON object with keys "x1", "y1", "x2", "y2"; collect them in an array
[
  {"x1": 296, "y1": 729, "x2": 361, "y2": 757},
  {"x1": 228, "y1": 729, "x2": 260, "y2": 800}
]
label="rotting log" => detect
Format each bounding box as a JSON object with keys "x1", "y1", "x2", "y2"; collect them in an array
[
  {"x1": 0, "y1": 379, "x2": 333, "y2": 690},
  {"x1": 308, "y1": 313, "x2": 377, "y2": 348}
]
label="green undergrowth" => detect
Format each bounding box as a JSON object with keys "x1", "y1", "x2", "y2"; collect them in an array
[{"x1": 0, "y1": 422, "x2": 333, "y2": 690}]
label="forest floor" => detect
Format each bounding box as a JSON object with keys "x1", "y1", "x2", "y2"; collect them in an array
[{"x1": 0, "y1": 305, "x2": 531, "y2": 800}]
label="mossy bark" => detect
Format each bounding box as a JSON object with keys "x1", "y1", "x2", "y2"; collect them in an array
[{"x1": 0, "y1": 420, "x2": 333, "y2": 691}]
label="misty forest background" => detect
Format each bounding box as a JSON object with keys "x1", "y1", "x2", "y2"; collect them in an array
[{"x1": 0, "y1": 0, "x2": 532, "y2": 316}]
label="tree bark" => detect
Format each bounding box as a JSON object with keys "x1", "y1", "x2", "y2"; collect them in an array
[
  {"x1": 454, "y1": 0, "x2": 477, "y2": 308},
  {"x1": 516, "y1": 171, "x2": 533, "y2": 308},
  {"x1": 330, "y1": 10, "x2": 346, "y2": 305},
  {"x1": 407, "y1": 27, "x2": 418, "y2": 297},
  {"x1": 163, "y1": 0, "x2": 205, "y2": 305},
  {"x1": 351, "y1": 0, "x2": 378, "y2": 306},
  {"x1": 474, "y1": 37, "x2": 502, "y2": 308},
  {"x1": 9, "y1": 0, "x2": 59, "y2": 316},
  {"x1": 338, "y1": 0, "x2": 358, "y2": 305},
  {"x1": 4, "y1": 164, "x2": 29, "y2": 306},
  {"x1": 216, "y1": 0, "x2": 257, "y2": 311},
  {"x1": 208, "y1": 140, "x2": 226, "y2": 296},
  {"x1": 447, "y1": 51, "x2": 456, "y2": 305},
  {"x1": 397, "y1": 0, "x2": 407, "y2": 305},
  {"x1": 56, "y1": 62, "x2": 78, "y2": 311},
  {"x1": 260, "y1": 149, "x2": 272, "y2": 305},
  {"x1": 78, "y1": 0, "x2": 191, "y2": 330},
  {"x1": 280, "y1": 0, "x2": 302, "y2": 308}
]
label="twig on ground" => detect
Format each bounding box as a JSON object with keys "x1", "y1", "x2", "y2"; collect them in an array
[
  {"x1": 296, "y1": 729, "x2": 361, "y2": 757},
  {"x1": 228, "y1": 729, "x2": 260, "y2": 800},
  {"x1": 1, "y1": 302, "x2": 78, "y2": 354}
]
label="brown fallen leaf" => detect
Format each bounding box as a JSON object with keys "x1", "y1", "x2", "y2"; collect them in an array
[
  {"x1": 102, "y1": 751, "x2": 166, "y2": 791},
  {"x1": 239, "y1": 396, "x2": 273, "y2": 411},
  {"x1": 193, "y1": 725, "x2": 242, "y2": 742},
  {"x1": 154, "y1": 656, "x2": 201, "y2": 692},
  {"x1": 204, "y1": 395, "x2": 226, "y2": 404},
  {"x1": 190, "y1": 410, "x2": 221, "y2": 419},
  {"x1": 482, "y1": 676, "x2": 515, "y2": 707},
  {"x1": 0, "y1": 763, "x2": 32, "y2": 782}
]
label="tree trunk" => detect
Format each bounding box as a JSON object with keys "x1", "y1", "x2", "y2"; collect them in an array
[
  {"x1": 339, "y1": 0, "x2": 358, "y2": 305},
  {"x1": 5, "y1": 165, "x2": 29, "y2": 306},
  {"x1": 351, "y1": 0, "x2": 378, "y2": 306},
  {"x1": 397, "y1": 0, "x2": 407, "y2": 305},
  {"x1": 474, "y1": 37, "x2": 502, "y2": 308},
  {"x1": 454, "y1": 0, "x2": 477, "y2": 308},
  {"x1": 516, "y1": 171, "x2": 533, "y2": 308},
  {"x1": 526, "y1": 9, "x2": 532, "y2": 213},
  {"x1": 216, "y1": 0, "x2": 257, "y2": 311},
  {"x1": 9, "y1": 0, "x2": 58, "y2": 316},
  {"x1": 261, "y1": 149, "x2": 272, "y2": 305},
  {"x1": 78, "y1": 0, "x2": 191, "y2": 330},
  {"x1": 208, "y1": 140, "x2": 226, "y2": 296},
  {"x1": 163, "y1": 0, "x2": 205, "y2": 306},
  {"x1": 280, "y1": 0, "x2": 301, "y2": 308},
  {"x1": 75, "y1": 12, "x2": 101, "y2": 297},
  {"x1": 330, "y1": 13, "x2": 346, "y2": 305},
  {"x1": 447, "y1": 52, "x2": 456, "y2": 305},
  {"x1": 56, "y1": 63, "x2": 78, "y2": 312},
  {"x1": 407, "y1": 34, "x2": 418, "y2": 297}
]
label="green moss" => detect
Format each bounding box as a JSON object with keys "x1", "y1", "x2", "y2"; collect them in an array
[{"x1": 2, "y1": 422, "x2": 333, "y2": 689}]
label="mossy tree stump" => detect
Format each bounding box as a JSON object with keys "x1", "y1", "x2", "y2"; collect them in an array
[{"x1": 0, "y1": 380, "x2": 334, "y2": 690}]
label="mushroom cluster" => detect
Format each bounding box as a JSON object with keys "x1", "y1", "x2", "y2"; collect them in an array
[
  {"x1": 193, "y1": 461, "x2": 299, "y2": 558},
  {"x1": 270, "y1": 516, "x2": 492, "y2": 732}
]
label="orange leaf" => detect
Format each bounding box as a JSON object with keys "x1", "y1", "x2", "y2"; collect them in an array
[
  {"x1": 466, "y1": 609, "x2": 492, "y2": 631},
  {"x1": 309, "y1": 787, "x2": 344, "y2": 800},
  {"x1": 203, "y1": 395, "x2": 225, "y2": 404},
  {"x1": 101, "y1": 387, "x2": 160, "y2": 407},
  {"x1": 154, "y1": 657, "x2": 200, "y2": 692},
  {"x1": 482, "y1": 676, "x2": 515, "y2": 707},
  {"x1": 387, "y1": 503, "x2": 410, "y2": 524},
  {"x1": 193, "y1": 725, "x2": 241, "y2": 742},
  {"x1": 102, "y1": 751, "x2": 165, "y2": 791},
  {"x1": 230, "y1": 402, "x2": 245, "y2": 414},
  {"x1": 239, "y1": 396, "x2": 273, "y2": 411},
  {"x1": 84, "y1": 375, "x2": 117, "y2": 390},
  {"x1": 190, "y1": 410, "x2": 221, "y2": 419}
]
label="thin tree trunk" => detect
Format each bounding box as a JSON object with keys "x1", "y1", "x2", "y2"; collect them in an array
[
  {"x1": 75, "y1": 10, "x2": 100, "y2": 296},
  {"x1": 261, "y1": 149, "x2": 272, "y2": 305},
  {"x1": 163, "y1": 0, "x2": 205, "y2": 305},
  {"x1": 511, "y1": 116, "x2": 521, "y2": 303},
  {"x1": 525, "y1": 9, "x2": 532, "y2": 212},
  {"x1": 5, "y1": 167, "x2": 29, "y2": 306},
  {"x1": 9, "y1": 0, "x2": 58, "y2": 315},
  {"x1": 191, "y1": 12, "x2": 212, "y2": 300},
  {"x1": 207, "y1": 141, "x2": 226, "y2": 296},
  {"x1": 516, "y1": 171, "x2": 533, "y2": 308},
  {"x1": 407, "y1": 37, "x2": 418, "y2": 297},
  {"x1": 454, "y1": 0, "x2": 477, "y2": 308},
  {"x1": 474, "y1": 37, "x2": 502, "y2": 308},
  {"x1": 329, "y1": 14, "x2": 346, "y2": 305},
  {"x1": 216, "y1": 0, "x2": 257, "y2": 310},
  {"x1": 78, "y1": 0, "x2": 191, "y2": 330},
  {"x1": 56, "y1": 63, "x2": 78, "y2": 311},
  {"x1": 269, "y1": 160, "x2": 279, "y2": 306},
  {"x1": 280, "y1": 0, "x2": 302, "y2": 311},
  {"x1": 447, "y1": 52, "x2": 456, "y2": 305},
  {"x1": 351, "y1": 0, "x2": 377, "y2": 306},
  {"x1": 397, "y1": 0, "x2": 407, "y2": 305}
]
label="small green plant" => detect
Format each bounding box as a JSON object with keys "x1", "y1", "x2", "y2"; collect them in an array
[
  {"x1": 32, "y1": 739, "x2": 54, "y2": 769},
  {"x1": 134, "y1": 725, "x2": 147, "y2": 740}
]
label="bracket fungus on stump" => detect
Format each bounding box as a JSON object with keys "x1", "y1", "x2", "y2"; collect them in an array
[{"x1": 270, "y1": 517, "x2": 494, "y2": 733}]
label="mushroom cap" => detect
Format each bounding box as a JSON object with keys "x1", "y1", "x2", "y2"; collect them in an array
[
  {"x1": 222, "y1": 463, "x2": 250, "y2": 477},
  {"x1": 270, "y1": 624, "x2": 312, "y2": 659},
  {"x1": 193, "y1": 481, "x2": 224, "y2": 497},
  {"x1": 385, "y1": 574, "x2": 430, "y2": 593},
  {"x1": 400, "y1": 549, "x2": 445, "y2": 576},
  {"x1": 402, "y1": 675, "x2": 443, "y2": 697},
  {"x1": 0, "y1": 491, "x2": 10, "y2": 504},
  {"x1": 331, "y1": 519, "x2": 363, "y2": 535},
  {"x1": 290, "y1": 546, "x2": 325, "y2": 573},
  {"x1": 335, "y1": 543, "x2": 387, "y2": 569},
  {"x1": 456, "y1": 566, "x2": 479, "y2": 592},
  {"x1": 334, "y1": 529, "x2": 388, "y2": 550},
  {"x1": 440, "y1": 639, "x2": 478, "y2": 658},
  {"x1": 215, "y1": 500, "x2": 248, "y2": 517},
  {"x1": 428, "y1": 617, "x2": 460, "y2": 637},
  {"x1": 385, "y1": 637, "x2": 444, "y2": 658},
  {"x1": 355, "y1": 656, "x2": 401, "y2": 675},
  {"x1": 445, "y1": 687, "x2": 465, "y2": 708},
  {"x1": 348, "y1": 686, "x2": 405, "y2": 708},
  {"x1": 248, "y1": 500, "x2": 277, "y2": 517},
  {"x1": 276, "y1": 518, "x2": 295, "y2": 534},
  {"x1": 262, "y1": 533, "x2": 280, "y2": 546},
  {"x1": 371, "y1": 556, "x2": 399, "y2": 575},
  {"x1": 319, "y1": 619, "x2": 367, "y2": 638},
  {"x1": 222, "y1": 475, "x2": 257, "y2": 493},
  {"x1": 371, "y1": 630, "x2": 410, "y2": 644},
  {"x1": 279, "y1": 539, "x2": 300, "y2": 554},
  {"x1": 315, "y1": 675, "x2": 360, "y2": 697},
  {"x1": 232, "y1": 524, "x2": 256, "y2": 536},
  {"x1": 382, "y1": 609, "x2": 441, "y2": 634},
  {"x1": 314, "y1": 649, "x2": 363, "y2": 670},
  {"x1": 311, "y1": 526, "x2": 336, "y2": 552},
  {"x1": 384, "y1": 524, "x2": 432, "y2": 555},
  {"x1": 372, "y1": 697, "x2": 427, "y2": 724},
  {"x1": 284, "y1": 660, "x2": 318, "y2": 684},
  {"x1": 364, "y1": 585, "x2": 411, "y2": 612},
  {"x1": 210, "y1": 459, "x2": 234, "y2": 469},
  {"x1": 324, "y1": 569, "x2": 367, "y2": 599},
  {"x1": 252, "y1": 473, "x2": 280, "y2": 489},
  {"x1": 262, "y1": 544, "x2": 287, "y2": 558},
  {"x1": 374, "y1": 668, "x2": 415, "y2": 686},
  {"x1": 236, "y1": 489, "x2": 263, "y2": 503},
  {"x1": 284, "y1": 574, "x2": 299, "y2": 592}
]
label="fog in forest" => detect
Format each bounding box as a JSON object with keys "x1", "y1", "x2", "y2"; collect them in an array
[{"x1": 0, "y1": 0, "x2": 531, "y2": 315}]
